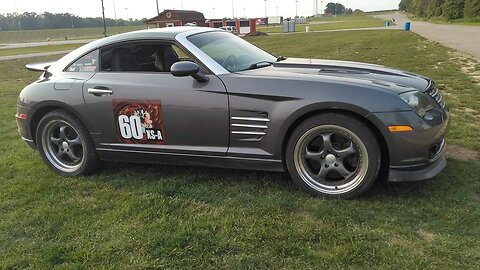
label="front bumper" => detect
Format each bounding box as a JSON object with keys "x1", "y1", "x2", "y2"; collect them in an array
[
  {"x1": 367, "y1": 104, "x2": 449, "y2": 182},
  {"x1": 388, "y1": 142, "x2": 447, "y2": 182}
]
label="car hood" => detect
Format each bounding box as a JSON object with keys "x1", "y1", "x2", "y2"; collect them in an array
[{"x1": 242, "y1": 58, "x2": 431, "y2": 93}]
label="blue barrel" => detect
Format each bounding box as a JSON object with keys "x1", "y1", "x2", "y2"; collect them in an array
[
  {"x1": 404, "y1": 22, "x2": 411, "y2": 31},
  {"x1": 386, "y1": 21, "x2": 391, "y2": 27}
]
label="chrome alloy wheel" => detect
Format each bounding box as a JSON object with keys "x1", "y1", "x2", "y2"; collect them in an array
[
  {"x1": 293, "y1": 125, "x2": 369, "y2": 195},
  {"x1": 41, "y1": 120, "x2": 85, "y2": 173}
]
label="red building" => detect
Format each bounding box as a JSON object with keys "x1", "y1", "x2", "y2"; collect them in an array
[{"x1": 145, "y1": 10, "x2": 206, "y2": 28}]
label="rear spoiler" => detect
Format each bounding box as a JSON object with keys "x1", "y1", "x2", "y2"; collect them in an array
[
  {"x1": 26, "y1": 61, "x2": 55, "y2": 78},
  {"x1": 25, "y1": 61, "x2": 55, "y2": 72}
]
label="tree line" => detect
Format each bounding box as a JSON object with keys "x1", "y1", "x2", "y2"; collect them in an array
[
  {"x1": 0, "y1": 12, "x2": 146, "y2": 31},
  {"x1": 324, "y1": 3, "x2": 364, "y2": 16},
  {"x1": 399, "y1": 0, "x2": 480, "y2": 20}
]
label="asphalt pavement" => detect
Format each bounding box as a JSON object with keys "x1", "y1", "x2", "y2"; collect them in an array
[
  {"x1": 0, "y1": 39, "x2": 95, "y2": 50},
  {"x1": 0, "y1": 50, "x2": 71, "y2": 61},
  {"x1": 375, "y1": 13, "x2": 480, "y2": 60}
]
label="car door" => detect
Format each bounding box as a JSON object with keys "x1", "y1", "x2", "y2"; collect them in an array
[{"x1": 82, "y1": 41, "x2": 229, "y2": 157}]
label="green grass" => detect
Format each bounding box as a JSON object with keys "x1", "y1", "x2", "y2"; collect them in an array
[
  {"x1": 307, "y1": 14, "x2": 382, "y2": 22},
  {"x1": 259, "y1": 20, "x2": 388, "y2": 33},
  {"x1": 1, "y1": 31, "x2": 480, "y2": 268},
  {"x1": 408, "y1": 14, "x2": 480, "y2": 26},
  {"x1": 0, "y1": 25, "x2": 146, "y2": 44},
  {"x1": 0, "y1": 44, "x2": 84, "y2": 57}
]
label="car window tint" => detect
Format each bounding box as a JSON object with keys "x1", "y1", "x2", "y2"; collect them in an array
[
  {"x1": 100, "y1": 43, "x2": 196, "y2": 73},
  {"x1": 66, "y1": 50, "x2": 99, "y2": 72}
]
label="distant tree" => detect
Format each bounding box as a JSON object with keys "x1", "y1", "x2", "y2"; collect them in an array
[
  {"x1": 353, "y1": 9, "x2": 364, "y2": 15},
  {"x1": 464, "y1": 0, "x2": 480, "y2": 17},
  {"x1": 324, "y1": 3, "x2": 346, "y2": 15},
  {"x1": 399, "y1": 0, "x2": 413, "y2": 12},
  {"x1": 0, "y1": 12, "x2": 143, "y2": 31},
  {"x1": 427, "y1": 0, "x2": 445, "y2": 18},
  {"x1": 345, "y1": 8, "x2": 353, "y2": 15},
  {"x1": 413, "y1": 0, "x2": 430, "y2": 17},
  {"x1": 442, "y1": 0, "x2": 465, "y2": 20}
]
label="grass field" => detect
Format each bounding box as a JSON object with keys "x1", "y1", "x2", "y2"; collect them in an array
[
  {"x1": 308, "y1": 14, "x2": 383, "y2": 22},
  {"x1": 0, "y1": 25, "x2": 146, "y2": 44},
  {"x1": 408, "y1": 14, "x2": 480, "y2": 26},
  {"x1": 1, "y1": 30, "x2": 479, "y2": 268},
  {"x1": 258, "y1": 20, "x2": 388, "y2": 33},
  {"x1": 0, "y1": 44, "x2": 84, "y2": 57}
]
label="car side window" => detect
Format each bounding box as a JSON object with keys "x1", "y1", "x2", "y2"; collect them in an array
[
  {"x1": 66, "y1": 50, "x2": 99, "y2": 72},
  {"x1": 100, "y1": 42, "x2": 197, "y2": 73}
]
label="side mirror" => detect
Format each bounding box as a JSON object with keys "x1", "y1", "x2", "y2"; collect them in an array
[{"x1": 171, "y1": 61, "x2": 209, "y2": 83}]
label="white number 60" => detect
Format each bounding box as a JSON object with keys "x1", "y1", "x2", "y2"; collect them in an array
[{"x1": 118, "y1": 115, "x2": 143, "y2": 140}]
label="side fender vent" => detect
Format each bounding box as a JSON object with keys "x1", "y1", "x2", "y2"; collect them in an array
[{"x1": 231, "y1": 115, "x2": 270, "y2": 142}]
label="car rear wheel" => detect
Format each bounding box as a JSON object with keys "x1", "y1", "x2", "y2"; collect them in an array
[
  {"x1": 286, "y1": 113, "x2": 381, "y2": 199},
  {"x1": 36, "y1": 110, "x2": 98, "y2": 176}
]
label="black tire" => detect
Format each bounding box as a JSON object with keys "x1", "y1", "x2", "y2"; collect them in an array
[
  {"x1": 36, "y1": 109, "x2": 98, "y2": 176},
  {"x1": 286, "y1": 113, "x2": 381, "y2": 199}
]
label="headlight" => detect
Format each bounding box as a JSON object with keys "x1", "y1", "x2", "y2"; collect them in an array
[{"x1": 399, "y1": 91, "x2": 434, "y2": 117}]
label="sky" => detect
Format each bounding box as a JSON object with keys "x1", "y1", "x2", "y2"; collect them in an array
[{"x1": 1, "y1": 0, "x2": 401, "y2": 20}]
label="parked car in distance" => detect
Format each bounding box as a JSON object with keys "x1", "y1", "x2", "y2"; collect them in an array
[
  {"x1": 17, "y1": 27, "x2": 449, "y2": 198},
  {"x1": 219, "y1": 26, "x2": 238, "y2": 35}
]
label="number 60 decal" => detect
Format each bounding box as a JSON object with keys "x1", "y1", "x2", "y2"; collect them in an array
[{"x1": 118, "y1": 115, "x2": 144, "y2": 140}]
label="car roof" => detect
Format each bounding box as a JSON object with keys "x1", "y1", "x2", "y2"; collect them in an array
[{"x1": 49, "y1": 27, "x2": 220, "y2": 73}]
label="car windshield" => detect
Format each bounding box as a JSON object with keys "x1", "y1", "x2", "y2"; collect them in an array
[{"x1": 187, "y1": 31, "x2": 278, "y2": 72}]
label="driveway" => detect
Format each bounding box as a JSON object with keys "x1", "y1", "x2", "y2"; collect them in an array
[{"x1": 375, "y1": 13, "x2": 480, "y2": 60}]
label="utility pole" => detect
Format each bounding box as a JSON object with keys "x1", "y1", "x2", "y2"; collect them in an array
[
  {"x1": 232, "y1": 0, "x2": 235, "y2": 18},
  {"x1": 243, "y1": 7, "x2": 246, "y2": 18},
  {"x1": 68, "y1": 8, "x2": 74, "y2": 28},
  {"x1": 296, "y1": 0, "x2": 298, "y2": 18},
  {"x1": 321, "y1": 1, "x2": 323, "y2": 15},
  {"x1": 276, "y1": 6, "x2": 278, "y2": 17},
  {"x1": 14, "y1": 0, "x2": 21, "y2": 30},
  {"x1": 113, "y1": 0, "x2": 118, "y2": 29},
  {"x1": 264, "y1": 0, "x2": 267, "y2": 18},
  {"x1": 212, "y1": 7, "x2": 215, "y2": 19},
  {"x1": 101, "y1": 0, "x2": 107, "y2": 37},
  {"x1": 156, "y1": 0, "x2": 160, "y2": 15},
  {"x1": 180, "y1": 0, "x2": 183, "y2": 9}
]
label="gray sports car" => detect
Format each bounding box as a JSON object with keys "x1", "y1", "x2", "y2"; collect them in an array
[{"x1": 16, "y1": 27, "x2": 449, "y2": 198}]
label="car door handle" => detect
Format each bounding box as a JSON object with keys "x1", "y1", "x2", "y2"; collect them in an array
[{"x1": 88, "y1": 87, "x2": 114, "y2": 96}]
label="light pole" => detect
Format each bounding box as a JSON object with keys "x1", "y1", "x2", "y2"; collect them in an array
[
  {"x1": 156, "y1": 0, "x2": 160, "y2": 15},
  {"x1": 264, "y1": 0, "x2": 267, "y2": 18},
  {"x1": 68, "y1": 8, "x2": 74, "y2": 28},
  {"x1": 321, "y1": 1, "x2": 323, "y2": 15},
  {"x1": 276, "y1": 6, "x2": 279, "y2": 16},
  {"x1": 112, "y1": 0, "x2": 118, "y2": 29},
  {"x1": 101, "y1": 0, "x2": 107, "y2": 37},
  {"x1": 212, "y1": 7, "x2": 215, "y2": 19},
  {"x1": 125, "y1": 8, "x2": 129, "y2": 25},
  {"x1": 296, "y1": 0, "x2": 298, "y2": 18},
  {"x1": 180, "y1": 0, "x2": 183, "y2": 9},
  {"x1": 243, "y1": 7, "x2": 246, "y2": 18},
  {"x1": 14, "y1": 0, "x2": 21, "y2": 30},
  {"x1": 232, "y1": 0, "x2": 235, "y2": 18}
]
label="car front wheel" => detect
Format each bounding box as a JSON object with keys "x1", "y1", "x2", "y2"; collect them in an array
[
  {"x1": 36, "y1": 110, "x2": 98, "y2": 176},
  {"x1": 286, "y1": 113, "x2": 381, "y2": 199}
]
